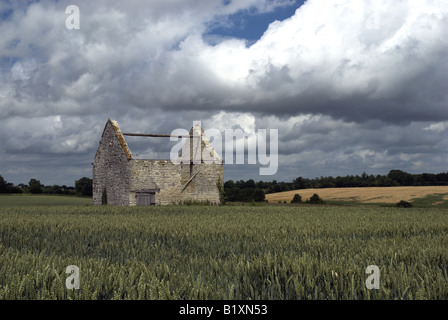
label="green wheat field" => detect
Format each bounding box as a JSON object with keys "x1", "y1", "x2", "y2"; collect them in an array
[{"x1": 0, "y1": 195, "x2": 447, "y2": 300}]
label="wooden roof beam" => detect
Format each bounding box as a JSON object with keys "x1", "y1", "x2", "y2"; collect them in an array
[{"x1": 122, "y1": 133, "x2": 199, "y2": 138}]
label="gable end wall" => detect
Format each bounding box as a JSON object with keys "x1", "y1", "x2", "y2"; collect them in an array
[{"x1": 93, "y1": 121, "x2": 131, "y2": 206}]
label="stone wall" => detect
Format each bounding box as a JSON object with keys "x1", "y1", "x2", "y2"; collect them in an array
[
  {"x1": 129, "y1": 160, "x2": 222, "y2": 205},
  {"x1": 185, "y1": 162, "x2": 223, "y2": 204},
  {"x1": 92, "y1": 120, "x2": 131, "y2": 206},
  {"x1": 93, "y1": 119, "x2": 223, "y2": 206}
]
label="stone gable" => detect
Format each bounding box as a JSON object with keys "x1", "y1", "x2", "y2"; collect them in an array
[{"x1": 93, "y1": 119, "x2": 223, "y2": 206}]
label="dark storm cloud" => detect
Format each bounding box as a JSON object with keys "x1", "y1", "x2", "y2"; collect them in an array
[{"x1": 0, "y1": 0, "x2": 447, "y2": 185}]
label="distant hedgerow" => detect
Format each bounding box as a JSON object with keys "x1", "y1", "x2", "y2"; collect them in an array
[
  {"x1": 291, "y1": 194, "x2": 302, "y2": 204},
  {"x1": 396, "y1": 200, "x2": 413, "y2": 208},
  {"x1": 306, "y1": 193, "x2": 325, "y2": 204}
]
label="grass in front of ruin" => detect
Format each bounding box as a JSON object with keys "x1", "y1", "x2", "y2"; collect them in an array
[{"x1": 0, "y1": 195, "x2": 447, "y2": 299}]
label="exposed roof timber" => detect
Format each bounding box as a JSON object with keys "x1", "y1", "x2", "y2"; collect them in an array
[
  {"x1": 122, "y1": 133, "x2": 199, "y2": 138},
  {"x1": 109, "y1": 119, "x2": 132, "y2": 160}
]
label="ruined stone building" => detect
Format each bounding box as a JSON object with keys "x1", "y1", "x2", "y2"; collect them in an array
[{"x1": 93, "y1": 119, "x2": 223, "y2": 206}]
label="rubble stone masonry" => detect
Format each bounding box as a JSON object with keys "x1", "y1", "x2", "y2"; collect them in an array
[{"x1": 93, "y1": 119, "x2": 223, "y2": 206}]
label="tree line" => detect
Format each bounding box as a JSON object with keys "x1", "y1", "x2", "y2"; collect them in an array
[
  {"x1": 2, "y1": 169, "x2": 447, "y2": 202},
  {"x1": 0, "y1": 175, "x2": 92, "y2": 196},
  {"x1": 223, "y1": 179, "x2": 266, "y2": 202},
  {"x1": 224, "y1": 170, "x2": 448, "y2": 201}
]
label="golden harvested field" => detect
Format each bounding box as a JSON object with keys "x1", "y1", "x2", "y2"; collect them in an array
[{"x1": 265, "y1": 186, "x2": 448, "y2": 204}]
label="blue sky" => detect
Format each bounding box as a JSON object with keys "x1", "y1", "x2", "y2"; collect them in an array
[
  {"x1": 0, "y1": 0, "x2": 447, "y2": 186},
  {"x1": 207, "y1": 1, "x2": 305, "y2": 42}
]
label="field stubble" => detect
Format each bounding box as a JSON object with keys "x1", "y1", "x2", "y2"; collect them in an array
[{"x1": 266, "y1": 186, "x2": 448, "y2": 207}]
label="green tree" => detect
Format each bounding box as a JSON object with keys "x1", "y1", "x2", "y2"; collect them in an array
[
  {"x1": 49, "y1": 185, "x2": 63, "y2": 194},
  {"x1": 225, "y1": 187, "x2": 241, "y2": 202},
  {"x1": 0, "y1": 176, "x2": 23, "y2": 193},
  {"x1": 28, "y1": 178, "x2": 43, "y2": 194},
  {"x1": 396, "y1": 200, "x2": 413, "y2": 208},
  {"x1": 0, "y1": 175, "x2": 7, "y2": 193},
  {"x1": 245, "y1": 179, "x2": 256, "y2": 188},
  {"x1": 307, "y1": 193, "x2": 325, "y2": 204},
  {"x1": 241, "y1": 188, "x2": 255, "y2": 202},
  {"x1": 75, "y1": 177, "x2": 93, "y2": 196},
  {"x1": 224, "y1": 180, "x2": 235, "y2": 189},
  {"x1": 388, "y1": 170, "x2": 414, "y2": 186},
  {"x1": 254, "y1": 188, "x2": 265, "y2": 202},
  {"x1": 291, "y1": 194, "x2": 302, "y2": 203}
]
